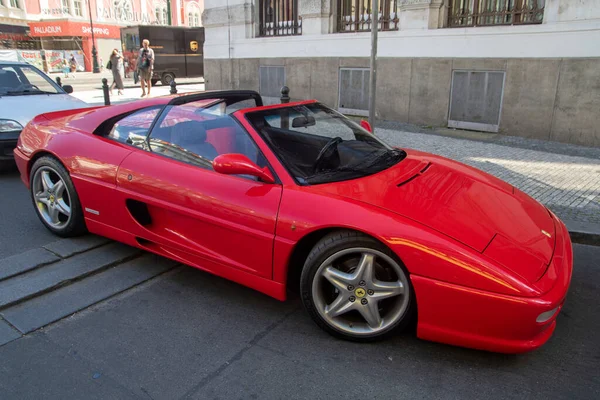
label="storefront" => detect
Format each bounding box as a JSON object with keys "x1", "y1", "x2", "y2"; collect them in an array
[
  {"x1": 0, "y1": 24, "x2": 41, "y2": 50},
  {"x1": 28, "y1": 20, "x2": 121, "y2": 72}
]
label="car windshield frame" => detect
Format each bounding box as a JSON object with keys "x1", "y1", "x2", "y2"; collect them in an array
[
  {"x1": 242, "y1": 101, "x2": 406, "y2": 185},
  {"x1": 0, "y1": 63, "x2": 64, "y2": 96}
]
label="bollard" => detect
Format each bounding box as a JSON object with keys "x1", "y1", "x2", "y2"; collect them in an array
[
  {"x1": 102, "y1": 78, "x2": 110, "y2": 106},
  {"x1": 170, "y1": 79, "x2": 177, "y2": 94},
  {"x1": 280, "y1": 86, "x2": 290, "y2": 104},
  {"x1": 55, "y1": 77, "x2": 62, "y2": 87},
  {"x1": 280, "y1": 86, "x2": 290, "y2": 129}
]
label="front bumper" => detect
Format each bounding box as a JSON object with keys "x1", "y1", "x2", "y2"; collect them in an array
[
  {"x1": 412, "y1": 213, "x2": 573, "y2": 353},
  {"x1": 0, "y1": 131, "x2": 19, "y2": 161}
]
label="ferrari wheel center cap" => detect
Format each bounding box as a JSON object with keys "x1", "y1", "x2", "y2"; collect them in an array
[
  {"x1": 354, "y1": 288, "x2": 366, "y2": 298},
  {"x1": 49, "y1": 195, "x2": 55, "y2": 203}
]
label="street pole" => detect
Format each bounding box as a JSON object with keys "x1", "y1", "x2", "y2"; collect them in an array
[
  {"x1": 368, "y1": 0, "x2": 379, "y2": 133},
  {"x1": 167, "y1": 0, "x2": 172, "y2": 25},
  {"x1": 88, "y1": 0, "x2": 100, "y2": 73}
]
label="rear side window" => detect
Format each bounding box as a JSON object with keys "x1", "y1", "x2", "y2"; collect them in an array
[{"x1": 107, "y1": 107, "x2": 162, "y2": 148}]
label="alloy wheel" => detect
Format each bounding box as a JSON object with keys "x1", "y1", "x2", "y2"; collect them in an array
[
  {"x1": 311, "y1": 247, "x2": 411, "y2": 336},
  {"x1": 32, "y1": 166, "x2": 72, "y2": 229}
]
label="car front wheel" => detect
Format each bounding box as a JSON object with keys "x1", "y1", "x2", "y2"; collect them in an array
[
  {"x1": 300, "y1": 231, "x2": 415, "y2": 342},
  {"x1": 30, "y1": 156, "x2": 87, "y2": 237}
]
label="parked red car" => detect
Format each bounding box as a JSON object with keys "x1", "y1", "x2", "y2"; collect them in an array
[{"x1": 14, "y1": 90, "x2": 573, "y2": 353}]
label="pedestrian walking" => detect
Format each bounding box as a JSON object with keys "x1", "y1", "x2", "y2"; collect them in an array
[
  {"x1": 124, "y1": 58, "x2": 129, "y2": 78},
  {"x1": 136, "y1": 39, "x2": 154, "y2": 97},
  {"x1": 68, "y1": 54, "x2": 77, "y2": 78},
  {"x1": 107, "y1": 49, "x2": 125, "y2": 96},
  {"x1": 62, "y1": 58, "x2": 69, "y2": 78}
]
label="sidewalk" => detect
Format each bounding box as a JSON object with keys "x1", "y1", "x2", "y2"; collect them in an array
[
  {"x1": 70, "y1": 82, "x2": 206, "y2": 105},
  {"x1": 49, "y1": 70, "x2": 204, "y2": 88}
]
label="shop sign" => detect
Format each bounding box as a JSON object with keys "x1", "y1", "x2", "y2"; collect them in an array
[
  {"x1": 16, "y1": 50, "x2": 44, "y2": 71},
  {"x1": 97, "y1": 4, "x2": 151, "y2": 24},
  {"x1": 82, "y1": 26, "x2": 111, "y2": 36},
  {"x1": 32, "y1": 25, "x2": 63, "y2": 35},
  {"x1": 28, "y1": 22, "x2": 120, "y2": 39}
]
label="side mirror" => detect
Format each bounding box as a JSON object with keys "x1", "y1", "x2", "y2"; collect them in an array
[
  {"x1": 213, "y1": 153, "x2": 276, "y2": 184},
  {"x1": 63, "y1": 85, "x2": 74, "y2": 94},
  {"x1": 360, "y1": 120, "x2": 372, "y2": 133}
]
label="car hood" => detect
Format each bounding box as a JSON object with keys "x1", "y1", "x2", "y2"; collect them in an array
[
  {"x1": 0, "y1": 94, "x2": 89, "y2": 128},
  {"x1": 314, "y1": 149, "x2": 556, "y2": 284}
]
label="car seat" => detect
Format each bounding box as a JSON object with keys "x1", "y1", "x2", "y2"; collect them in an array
[
  {"x1": 170, "y1": 121, "x2": 218, "y2": 160},
  {"x1": 206, "y1": 127, "x2": 236, "y2": 155},
  {"x1": 0, "y1": 70, "x2": 21, "y2": 89}
]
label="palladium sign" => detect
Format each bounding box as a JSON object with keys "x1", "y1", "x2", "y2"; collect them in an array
[{"x1": 97, "y1": 4, "x2": 151, "y2": 24}]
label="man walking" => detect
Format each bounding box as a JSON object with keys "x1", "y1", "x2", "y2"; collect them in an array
[{"x1": 137, "y1": 39, "x2": 155, "y2": 97}]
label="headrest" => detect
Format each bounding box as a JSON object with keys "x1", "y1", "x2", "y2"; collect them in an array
[
  {"x1": 0, "y1": 70, "x2": 20, "y2": 88},
  {"x1": 171, "y1": 120, "x2": 207, "y2": 143}
]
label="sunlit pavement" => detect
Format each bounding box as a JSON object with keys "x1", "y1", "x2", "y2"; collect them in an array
[{"x1": 70, "y1": 83, "x2": 206, "y2": 106}]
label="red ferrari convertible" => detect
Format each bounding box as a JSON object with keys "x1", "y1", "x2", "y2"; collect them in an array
[{"x1": 14, "y1": 90, "x2": 573, "y2": 353}]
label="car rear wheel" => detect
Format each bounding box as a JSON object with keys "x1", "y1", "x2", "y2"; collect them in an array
[
  {"x1": 300, "y1": 231, "x2": 415, "y2": 342},
  {"x1": 30, "y1": 157, "x2": 87, "y2": 237}
]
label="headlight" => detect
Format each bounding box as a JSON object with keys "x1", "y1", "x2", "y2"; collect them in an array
[
  {"x1": 536, "y1": 306, "x2": 559, "y2": 323},
  {"x1": 0, "y1": 119, "x2": 23, "y2": 133}
]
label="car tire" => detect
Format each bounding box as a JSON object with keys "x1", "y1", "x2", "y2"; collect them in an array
[
  {"x1": 151, "y1": 79, "x2": 158, "y2": 86},
  {"x1": 29, "y1": 156, "x2": 87, "y2": 238},
  {"x1": 161, "y1": 72, "x2": 175, "y2": 86},
  {"x1": 300, "y1": 230, "x2": 415, "y2": 342}
]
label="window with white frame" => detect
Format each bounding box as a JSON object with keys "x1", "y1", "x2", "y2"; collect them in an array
[
  {"x1": 61, "y1": 0, "x2": 70, "y2": 13},
  {"x1": 9, "y1": 0, "x2": 19, "y2": 8},
  {"x1": 187, "y1": 2, "x2": 201, "y2": 27},
  {"x1": 74, "y1": 0, "x2": 83, "y2": 16}
]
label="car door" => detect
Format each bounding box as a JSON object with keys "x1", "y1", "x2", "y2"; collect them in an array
[{"x1": 114, "y1": 100, "x2": 282, "y2": 279}]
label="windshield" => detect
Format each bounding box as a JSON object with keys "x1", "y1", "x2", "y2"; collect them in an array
[
  {"x1": 0, "y1": 64, "x2": 61, "y2": 96},
  {"x1": 245, "y1": 103, "x2": 406, "y2": 184}
]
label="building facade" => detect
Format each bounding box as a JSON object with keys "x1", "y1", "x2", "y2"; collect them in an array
[
  {"x1": 202, "y1": 0, "x2": 600, "y2": 147},
  {"x1": 0, "y1": 0, "x2": 204, "y2": 72}
]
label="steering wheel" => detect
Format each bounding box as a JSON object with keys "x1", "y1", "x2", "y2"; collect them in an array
[{"x1": 313, "y1": 137, "x2": 342, "y2": 174}]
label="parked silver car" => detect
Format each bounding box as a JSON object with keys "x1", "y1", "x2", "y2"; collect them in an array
[{"x1": 0, "y1": 61, "x2": 89, "y2": 170}]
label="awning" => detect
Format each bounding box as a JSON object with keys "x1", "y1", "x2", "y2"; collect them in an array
[
  {"x1": 0, "y1": 24, "x2": 29, "y2": 34},
  {"x1": 28, "y1": 20, "x2": 121, "y2": 39},
  {"x1": 0, "y1": 24, "x2": 34, "y2": 41}
]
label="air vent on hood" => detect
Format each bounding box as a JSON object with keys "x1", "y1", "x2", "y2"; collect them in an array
[{"x1": 396, "y1": 161, "x2": 432, "y2": 187}]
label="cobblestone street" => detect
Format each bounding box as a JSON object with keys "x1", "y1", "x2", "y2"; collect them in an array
[{"x1": 376, "y1": 127, "x2": 600, "y2": 224}]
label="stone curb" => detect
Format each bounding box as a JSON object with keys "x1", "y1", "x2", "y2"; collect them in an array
[{"x1": 565, "y1": 220, "x2": 600, "y2": 247}]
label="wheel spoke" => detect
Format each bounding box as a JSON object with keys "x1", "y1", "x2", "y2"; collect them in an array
[
  {"x1": 354, "y1": 253, "x2": 375, "y2": 283},
  {"x1": 41, "y1": 170, "x2": 54, "y2": 191},
  {"x1": 47, "y1": 205, "x2": 60, "y2": 224},
  {"x1": 35, "y1": 191, "x2": 50, "y2": 205},
  {"x1": 325, "y1": 294, "x2": 354, "y2": 318},
  {"x1": 55, "y1": 199, "x2": 71, "y2": 217},
  {"x1": 322, "y1": 266, "x2": 353, "y2": 292},
  {"x1": 358, "y1": 300, "x2": 382, "y2": 329},
  {"x1": 371, "y1": 280, "x2": 404, "y2": 301},
  {"x1": 53, "y1": 180, "x2": 65, "y2": 197}
]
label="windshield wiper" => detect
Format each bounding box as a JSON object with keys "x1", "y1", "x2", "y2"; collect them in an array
[{"x1": 5, "y1": 89, "x2": 56, "y2": 95}]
